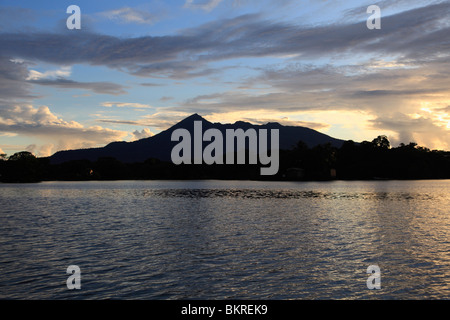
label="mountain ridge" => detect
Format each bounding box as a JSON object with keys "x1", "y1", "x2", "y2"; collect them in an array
[{"x1": 49, "y1": 114, "x2": 346, "y2": 164}]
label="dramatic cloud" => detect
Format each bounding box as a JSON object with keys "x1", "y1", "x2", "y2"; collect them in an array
[
  {"x1": 1, "y1": 2, "x2": 448, "y2": 78},
  {"x1": 100, "y1": 7, "x2": 158, "y2": 25},
  {"x1": 29, "y1": 78, "x2": 127, "y2": 95},
  {"x1": 175, "y1": 52, "x2": 450, "y2": 145},
  {"x1": 184, "y1": 0, "x2": 224, "y2": 12},
  {"x1": 0, "y1": 1, "x2": 449, "y2": 152},
  {"x1": 0, "y1": 57, "x2": 126, "y2": 107},
  {"x1": 36, "y1": 144, "x2": 55, "y2": 157},
  {"x1": 98, "y1": 111, "x2": 191, "y2": 131},
  {"x1": 435, "y1": 105, "x2": 450, "y2": 113},
  {"x1": 0, "y1": 104, "x2": 128, "y2": 156},
  {"x1": 0, "y1": 57, "x2": 34, "y2": 101},
  {"x1": 370, "y1": 113, "x2": 450, "y2": 150},
  {"x1": 23, "y1": 143, "x2": 57, "y2": 157},
  {"x1": 132, "y1": 128, "x2": 154, "y2": 140},
  {"x1": 27, "y1": 66, "x2": 72, "y2": 81},
  {"x1": 101, "y1": 102, "x2": 153, "y2": 109},
  {"x1": 240, "y1": 117, "x2": 330, "y2": 131}
]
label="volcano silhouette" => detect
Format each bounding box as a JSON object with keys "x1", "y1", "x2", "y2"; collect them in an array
[{"x1": 49, "y1": 114, "x2": 345, "y2": 164}]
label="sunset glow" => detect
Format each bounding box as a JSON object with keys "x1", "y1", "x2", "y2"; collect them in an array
[{"x1": 1, "y1": 0, "x2": 449, "y2": 157}]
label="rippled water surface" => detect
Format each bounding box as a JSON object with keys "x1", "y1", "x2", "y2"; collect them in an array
[{"x1": 0, "y1": 180, "x2": 449, "y2": 299}]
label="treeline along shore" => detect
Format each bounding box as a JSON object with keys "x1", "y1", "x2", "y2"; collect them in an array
[{"x1": 1, "y1": 136, "x2": 449, "y2": 183}]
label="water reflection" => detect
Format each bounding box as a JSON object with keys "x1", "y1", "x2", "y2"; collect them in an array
[
  {"x1": 137, "y1": 188, "x2": 438, "y2": 201},
  {"x1": 0, "y1": 180, "x2": 449, "y2": 299}
]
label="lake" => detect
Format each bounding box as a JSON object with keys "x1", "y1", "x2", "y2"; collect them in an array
[{"x1": 0, "y1": 180, "x2": 449, "y2": 299}]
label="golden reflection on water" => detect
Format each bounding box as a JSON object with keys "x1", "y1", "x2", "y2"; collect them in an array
[{"x1": 0, "y1": 180, "x2": 449, "y2": 299}]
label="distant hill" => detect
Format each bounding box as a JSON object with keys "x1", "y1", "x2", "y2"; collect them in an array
[{"x1": 49, "y1": 114, "x2": 346, "y2": 164}]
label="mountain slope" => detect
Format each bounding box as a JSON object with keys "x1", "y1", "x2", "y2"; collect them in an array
[{"x1": 49, "y1": 114, "x2": 346, "y2": 164}]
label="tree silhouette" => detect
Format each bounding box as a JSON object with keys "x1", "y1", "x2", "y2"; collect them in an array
[
  {"x1": 0, "y1": 151, "x2": 42, "y2": 182},
  {"x1": 1, "y1": 136, "x2": 449, "y2": 182},
  {"x1": 372, "y1": 135, "x2": 390, "y2": 149},
  {"x1": 8, "y1": 151, "x2": 36, "y2": 161}
]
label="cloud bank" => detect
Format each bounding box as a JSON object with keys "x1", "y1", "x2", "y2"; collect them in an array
[{"x1": 0, "y1": 1, "x2": 449, "y2": 152}]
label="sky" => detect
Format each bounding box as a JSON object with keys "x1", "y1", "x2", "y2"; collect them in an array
[{"x1": 0, "y1": 0, "x2": 449, "y2": 157}]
